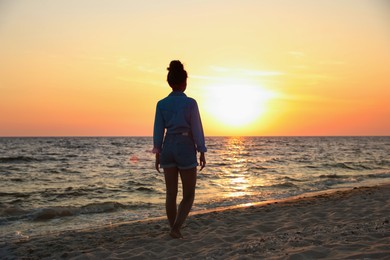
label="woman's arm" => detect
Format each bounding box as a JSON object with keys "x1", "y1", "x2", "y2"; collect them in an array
[
  {"x1": 155, "y1": 153, "x2": 161, "y2": 173},
  {"x1": 190, "y1": 100, "x2": 207, "y2": 153},
  {"x1": 153, "y1": 103, "x2": 165, "y2": 154},
  {"x1": 199, "y1": 152, "x2": 206, "y2": 171},
  {"x1": 153, "y1": 103, "x2": 164, "y2": 173}
]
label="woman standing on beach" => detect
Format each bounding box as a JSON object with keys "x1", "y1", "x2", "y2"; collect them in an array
[{"x1": 153, "y1": 60, "x2": 207, "y2": 239}]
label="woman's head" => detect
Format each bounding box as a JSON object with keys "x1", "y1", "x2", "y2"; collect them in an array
[{"x1": 167, "y1": 60, "x2": 187, "y2": 91}]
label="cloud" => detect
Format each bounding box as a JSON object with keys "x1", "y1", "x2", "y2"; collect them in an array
[
  {"x1": 191, "y1": 75, "x2": 223, "y2": 80},
  {"x1": 318, "y1": 60, "x2": 346, "y2": 65},
  {"x1": 209, "y1": 66, "x2": 284, "y2": 77},
  {"x1": 288, "y1": 51, "x2": 305, "y2": 57},
  {"x1": 116, "y1": 76, "x2": 161, "y2": 87}
]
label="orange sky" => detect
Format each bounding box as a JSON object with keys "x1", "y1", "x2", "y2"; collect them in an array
[{"x1": 0, "y1": 0, "x2": 389, "y2": 136}]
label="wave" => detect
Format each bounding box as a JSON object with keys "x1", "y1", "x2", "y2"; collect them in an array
[
  {"x1": 367, "y1": 172, "x2": 390, "y2": 179},
  {"x1": 0, "y1": 201, "x2": 152, "y2": 222},
  {"x1": 323, "y1": 162, "x2": 356, "y2": 170},
  {"x1": 305, "y1": 165, "x2": 319, "y2": 169},
  {"x1": 135, "y1": 187, "x2": 155, "y2": 192},
  {"x1": 0, "y1": 156, "x2": 41, "y2": 164},
  {"x1": 266, "y1": 158, "x2": 286, "y2": 163},
  {"x1": 209, "y1": 162, "x2": 230, "y2": 167},
  {"x1": 249, "y1": 165, "x2": 268, "y2": 171},
  {"x1": 312, "y1": 178, "x2": 351, "y2": 190},
  {"x1": 0, "y1": 183, "x2": 161, "y2": 208},
  {"x1": 270, "y1": 182, "x2": 297, "y2": 188},
  {"x1": 0, "y1": 206, "x2": 28, "y2": 218},
  {"x1": 282, "y1": 176, "x2": 304, "y2": 182},
  {"x1": 319, "y1": 174, "x2": 344, "y2": 179},
  {"x1": 322, "y1": 162, "x2": 376, "y2": 171},
  {"x1": 0, "y1": 155, "x2": 62, "y2": 164},
  {"x1": 0, "y1": 192, "x2": 31, "y2": 198},
  {"x1": 319, "y1": 171, "x2": 390, "y2": 181},
  {"x1": 378, "y1": 160, "x2": 390, "y2": 167},
  {"x1": 32, "y1": 202, "x2": 128, "y2": 221},
  {"x1": 313, "y1": 172, "x2": 389, "y2": 190}
]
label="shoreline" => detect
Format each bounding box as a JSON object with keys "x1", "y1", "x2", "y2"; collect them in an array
[
  {"x1": 3, "y1": 181, "x2": 386, "y2": 243},
  {"x1": 1, "y1": 183, "x2": 389, "y2": 259},
  {"x1": 0, "y1": 181, "x2": 384, "y2": 244}
]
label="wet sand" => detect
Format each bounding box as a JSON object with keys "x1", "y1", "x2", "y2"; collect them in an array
[{"x1": 1, "y1": 184, "x2": 389, "y2": 259}]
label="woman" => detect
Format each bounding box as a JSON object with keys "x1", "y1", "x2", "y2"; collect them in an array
[{"x1": 153, "y1": 60, "x2": 207, "y2": 239}]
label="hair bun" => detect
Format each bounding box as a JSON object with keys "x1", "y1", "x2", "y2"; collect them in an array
[
  {"x1": 167, "y1": 60, "x2": 184, "y2": 72},
  {"x1": 166, "y1": 60, "x2": 188, "y2": 87}
]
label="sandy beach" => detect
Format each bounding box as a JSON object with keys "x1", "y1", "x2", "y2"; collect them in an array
[{"x1": 1, "y1": 184, "x2": 389, "y2": 259}]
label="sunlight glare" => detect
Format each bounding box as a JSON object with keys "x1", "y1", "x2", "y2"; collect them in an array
[{"x1": 204, "y1": 81, "x2": 276, "y2": 127}]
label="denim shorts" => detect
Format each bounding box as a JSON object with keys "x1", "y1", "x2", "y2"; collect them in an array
[{"x1": 160, "y1": 133, "x2": 198, "y2": 169}]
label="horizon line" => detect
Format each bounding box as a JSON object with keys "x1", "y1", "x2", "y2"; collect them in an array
[{"x1": 1, "y1": 135, "x2": 389, "y2": 138}]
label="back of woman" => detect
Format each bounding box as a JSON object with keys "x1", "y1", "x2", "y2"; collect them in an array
[{"x1": 152, "y1": 60, "x2": 207, "y2": 239}]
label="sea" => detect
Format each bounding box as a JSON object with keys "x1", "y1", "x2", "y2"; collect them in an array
[{"x1": 1, "y1": 136, "x2": 389, "y2": 241}]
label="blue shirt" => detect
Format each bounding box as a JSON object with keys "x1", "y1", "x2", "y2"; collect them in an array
[{"x1": 153, "y1": 91, "x2": 207, "y2": 153}]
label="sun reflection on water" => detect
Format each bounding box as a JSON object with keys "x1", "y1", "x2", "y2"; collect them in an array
[{"x1": 215, "y1": 137, "x2": 265, "y2": 199}]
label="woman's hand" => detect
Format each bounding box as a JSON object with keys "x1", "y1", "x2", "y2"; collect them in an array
[
  {"x1": 199, "y1": 152, "x2": 206, "y2": 172},
  {"x1": 155, "y1": 153, "x2": 161, "y2": 173}
]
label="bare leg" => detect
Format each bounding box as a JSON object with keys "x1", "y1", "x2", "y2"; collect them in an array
[
  {"x1": 170, "y1": 167, "x2": 197, "y2": 238},
  {"x1": 163, "y1": 167, "x2": 179, "y2": 229}
]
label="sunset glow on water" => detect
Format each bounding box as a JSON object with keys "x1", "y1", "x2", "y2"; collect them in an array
[{"x1": 1, "y1": 137, "x2": 390, "y2": 240}]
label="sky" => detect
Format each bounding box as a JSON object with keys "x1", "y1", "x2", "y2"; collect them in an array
[{"x1": 0, "y1": 0, "x2": 389, "y2": 136}]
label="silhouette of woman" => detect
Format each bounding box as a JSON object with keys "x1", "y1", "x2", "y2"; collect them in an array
[{"x1": 153, "y1": 60, "x2": 207, "y2": 238}]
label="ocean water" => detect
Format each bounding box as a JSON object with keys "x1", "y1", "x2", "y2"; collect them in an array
[{"x1": 1, "y1": 136, "x2": 389, "y2": 241}]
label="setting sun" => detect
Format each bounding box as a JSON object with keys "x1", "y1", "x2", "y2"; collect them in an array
[
  {"x1": 203, "y1": 82, "x2": 276, "y2": 127},
  {"x1": 0, "y1": 0, "x2": 389, "y2": 136}
]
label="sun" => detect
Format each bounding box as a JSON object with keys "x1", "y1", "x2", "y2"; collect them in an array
[{"x1": 203, "y1": 82, "x2": 275, "y2": 127}]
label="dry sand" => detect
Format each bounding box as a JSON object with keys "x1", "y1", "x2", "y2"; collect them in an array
[{"x1": 1, "y1": 184, "x2": 389, "y2": 259}]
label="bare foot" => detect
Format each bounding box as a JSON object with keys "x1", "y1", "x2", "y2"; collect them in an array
[{"x1": 169, "y1": 229, "x2": 183, "y2": 239}]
